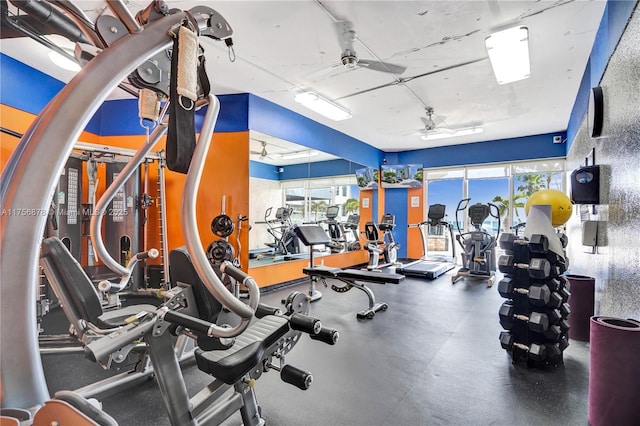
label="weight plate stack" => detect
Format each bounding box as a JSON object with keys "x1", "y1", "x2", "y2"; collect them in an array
[{"x1": 496, "y1": 233, "x2": 571, "y2": 368}]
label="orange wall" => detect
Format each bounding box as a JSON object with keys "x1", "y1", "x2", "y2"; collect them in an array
[
  {"x1": 1, "y1": 105, "x2": 249, "y2": 274},
  {"x1": 378, "y1": 186, "x2": 385, "y2": 221},
  {"x1": 358, "y1": 189, "x2": 373, "y2": 247},
  {"x1": 1, "y1": 105, "x2": 99, "y2": 170},
  {"x1": 406, "y1": 187, "x2": 424, "y2": 259},
  {"x1": 89, "y1": 132, "x2": 250, "y2": 269}
]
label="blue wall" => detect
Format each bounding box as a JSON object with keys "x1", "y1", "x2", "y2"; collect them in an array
[
  {"x1": 0, "y1": 54, "x2": 102, "y2": 134},
  {"x1": 249, "y1": 160, "x2": 280, "y2": 180},
  {"x1": 248, "y1": 94, "x2": 384, "y2": 168},
  {"x1": 278, "y1": 159, "x2": 366, "y2": 181},
  {"x1": 96, "y1": 94, "x2": 250, "y2": 135},
  {"x1": 566, "y1": 0, "x2": 637, "y2": 149},
  {"x1": 383, "y1": 189, "x2": 408, "y2": 258},
  {"x1": 396, "y1": 132, "x2": 566, "y2": 167}
]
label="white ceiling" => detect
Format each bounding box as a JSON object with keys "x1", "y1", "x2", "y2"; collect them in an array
[{"x1": 1, "y1": 1, "x2": 607, "y2": 156}]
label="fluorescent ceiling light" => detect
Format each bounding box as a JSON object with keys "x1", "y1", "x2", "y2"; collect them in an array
[
  {"x1": 48, "y1": 50, "x2": 81, "y2": 72},
  {"x1": 280, "y1": 150, "x2": 319, "y2": 160},
  {"x1": 294, "y1": 92, "x2": 352, "y2": 121},
  {"x1": 420, "y1": 127, "x2": 484, "y2": 141},
  {"x1": 485, "y1": 26, "x2": 530, "y2": 85}
]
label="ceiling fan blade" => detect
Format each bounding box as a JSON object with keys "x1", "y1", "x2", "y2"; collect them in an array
[
  {"x1": 402, "y1": 129, "x2": 424, "y2": 136},
  {"x1": 358, "y1": 59, "x2": 406, "y2": 74},
  {"x1": 421, "y1": 116, "x2": 435, "y2": 130},
  {"x1": 333, "y1": 20, "x2": 355, "y2": 52},
  {"x1": 432, "y1": 114, "x2": 447, "y2": 125},
  {"x1": 433, "y1": 127, "x2": 456, "y2": 134}
]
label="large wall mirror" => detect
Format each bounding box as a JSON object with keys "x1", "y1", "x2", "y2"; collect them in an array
[{"x1": 248, "y1": 131, "x2": 367, "y2": 267}]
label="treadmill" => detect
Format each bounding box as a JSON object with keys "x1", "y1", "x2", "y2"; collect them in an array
[{"x1": 396, "y1": 204, "x2": 456, "y2": 279}]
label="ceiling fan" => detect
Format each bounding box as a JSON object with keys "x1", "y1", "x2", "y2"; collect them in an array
[
  {"x1": 333, "y1": 20, "x2": 406, "y2": 74},
  {"x1": 412, "y1": 107, "x2": 454, "y2": 135},
  {"x1": 250, "y1": 140, "x2": 269, "y2": 159}
]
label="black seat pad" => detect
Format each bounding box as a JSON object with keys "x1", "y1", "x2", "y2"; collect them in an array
[
  {"x1": 195, "y1": 315, "x2": 290, "y2": 384},
  {"x1": 302, "y1": 265, "x2": 341, "y2": 277},
  {"x1": 338, "y1": 269, "x2": 405, "y2": 284},
  {"x1": 303, "y1": 265, "x2": 404, "y2": 284},
  {"x1": 294, "y1": 225, "x2": 331, "y2": 246},
  {"x1": 41, "y1": 237, "x2": 157, "y2": 328}
]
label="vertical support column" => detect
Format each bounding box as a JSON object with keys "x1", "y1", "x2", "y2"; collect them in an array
[
  {"x1": 406, "y1": 187, "x2": 424, "y2": 259},
  {"x1": 383, "y1": 189, "x2": 408, "y2": 258}
]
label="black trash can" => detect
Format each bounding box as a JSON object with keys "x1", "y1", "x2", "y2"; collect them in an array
[{"x1": 565, "y1": 274, "x2": 595, "y2": 342}]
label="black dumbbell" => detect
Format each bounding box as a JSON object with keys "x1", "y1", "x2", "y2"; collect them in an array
[
  {"x1": 529, "y1": 234, "x2": 549, "y2": 254},
  {"x1": 547, "y1": 277, "x2": 571, "y2": 300},
  {"x1": 499, "y1": 331, "x2": 546, "y2": 361},
  {"x1": 558, "y1": 233, "x2": 569, "y2": 249},
  {"x1": 538, "y1": 320, "x2": 570, "y2": 341},
  {"x1": 498, "y1": 233, "x2": 517, "y2": 251},
  {"x1": 548, "y1": 276, "x2": 567, "y2": 292},
  {"x1": 498, "y1": 302, "x2": 550, "y2": 332},
  {"x1": 545, "y1": 335, "x2": 570, "y2": 360},
  {"x1": 498, "y1": 255, "x2": 551, "y2": 279},
  {"x1": 497, "y1": 278, "x2": 561, "y2": 308}
]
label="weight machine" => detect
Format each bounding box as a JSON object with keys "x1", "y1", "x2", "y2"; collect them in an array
[
  {"x1": 0, "y1": 4, "x2": 339, "y2": 425},
  {"x1": 451, "y1": 199, "x2": 501, "y2": 287}
]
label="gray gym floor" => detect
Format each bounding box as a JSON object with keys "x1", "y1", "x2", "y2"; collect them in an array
[{"x1": 41, "y1": 268, "x2": 590, "y2": 425}]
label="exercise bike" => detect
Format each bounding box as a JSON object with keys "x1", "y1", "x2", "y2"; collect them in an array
[
  {"x1": 363, "y1": 214, "x2": 401, "y2": 271},
  {"x1": 451, "y1": 199, "x2": 500, "y2": 287},
  {"x1": 324, "y1": 205, "x2": 347, "y2": 253},
  {"x1": 343, "y1": 214, "x2": 361, "y2": 251}
]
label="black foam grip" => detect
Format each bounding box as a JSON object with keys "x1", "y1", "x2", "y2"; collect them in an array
[
  {"x1": 289, "y1": 313, "x2": 321, "y2": 335},
  {"x1": 163, "y1": 310, "x2": 213, "y2": 336},
  {"x1": 280, "y1": 364, "x2": 313, "y2": 390},
  {"x1": 255, "y1": 303, "x2": 281, "y2": 319},
  {"x1": 220, "y1": 261, "x2": 250, "y2": 282},
  {"x1": 309, "y1": 327, "x2": 339, "y2": 345},
  {"x1": 136, "y1": 251, "x2": 151, "y2": 260}
]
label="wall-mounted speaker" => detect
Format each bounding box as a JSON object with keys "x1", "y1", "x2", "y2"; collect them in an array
[{"x1": 570, "y1": 165, "x2": 600, "y2": 204}]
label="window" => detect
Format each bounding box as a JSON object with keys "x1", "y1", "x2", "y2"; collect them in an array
[
  {"x1": 427, "y1": 178, "x2": 463, "y2": 228},
  {"x1": 280, "y1": 176, "x2": 359, "y2": 223},
  {"x1": 425, "y1": 159, "x2": 566, "y2": 233}
]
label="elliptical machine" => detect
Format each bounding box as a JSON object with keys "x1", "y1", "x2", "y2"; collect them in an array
[
  {"x1": 260, "y1": 206, "x2": 300, "y2": 260},
  {"x1": 363, "y1": 214, "x2": 400, "y2": 270},
  {"x1": 451, "y1": 199, "x2": 500, "y2": 287},
  {"x1": 324, "y1": 205, "x2": 346, "y2": 253}
]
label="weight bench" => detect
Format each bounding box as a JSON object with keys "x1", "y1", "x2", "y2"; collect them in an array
[{"x1": 294, "y1": 225, "x2": 405, "y2": 319}]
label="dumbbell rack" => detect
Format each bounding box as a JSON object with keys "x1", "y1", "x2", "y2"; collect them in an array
[{"x1": 497, "y1": 233, "x2": 571, "y2": 368}]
